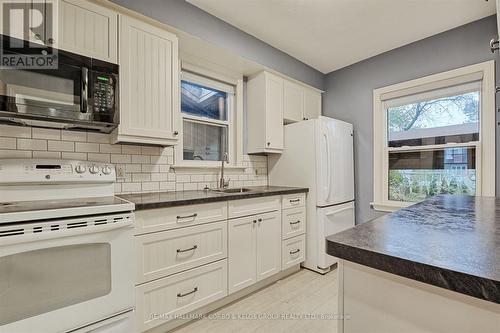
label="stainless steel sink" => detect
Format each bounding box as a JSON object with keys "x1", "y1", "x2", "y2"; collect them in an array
[{"x1": 212, "y1": 188, "x2": 254, "y2": 194}]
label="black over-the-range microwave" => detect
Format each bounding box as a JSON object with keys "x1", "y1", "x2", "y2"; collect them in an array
[{"x1": 0, "y1": 35, "x2": 119, "y2": 133}]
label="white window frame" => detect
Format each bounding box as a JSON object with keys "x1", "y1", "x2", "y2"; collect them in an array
[
  {"x1": 372, "y1": 60, "x2": 496, "y2": 212},
  {"x1": 174, "y1": 62, "x2": 244, "y2": 169}
]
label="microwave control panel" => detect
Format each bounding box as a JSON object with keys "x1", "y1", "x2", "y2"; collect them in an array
[{"x1": 92, "y1": 74, "x2": 115, "y2": 113}]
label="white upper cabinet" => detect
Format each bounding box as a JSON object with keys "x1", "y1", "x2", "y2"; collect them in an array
[
  {"x1": 247, "y1": 71, "x2": 284, "y2": 154},
  {"x1": 114, "y1": 15, "x2": 180, "y2": 146},
  {"x1": 248, "y1": 71, "x2": 322, "y2": 153},
  {"x1": 284, "y1": 80, "x2": 322, "y2": 123},
  {"x1": 303, "y1": 88, "x2": 322, "y2": 120},
  {"x1": 283, "y1": 80, "x2": 303, "y2": 123},
  {"x1": 57, "y1": 0, "x2": 118, "y2": 63}
]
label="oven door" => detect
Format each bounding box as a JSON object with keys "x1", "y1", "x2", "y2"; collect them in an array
[{"x1": 0, "y1": 213, "x2": 135, "y2": 333}]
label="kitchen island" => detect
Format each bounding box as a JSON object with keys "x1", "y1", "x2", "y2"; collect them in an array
[{"x1": 327, "y1": 195, "x2": 500, "y2": 333}]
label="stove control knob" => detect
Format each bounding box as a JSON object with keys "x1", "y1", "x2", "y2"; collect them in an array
[
  {"x1": 102, "y1": 166, "x2": 112, "y2": 175},
  {"x1": 89, "y1": 165, "x2": 100, "y2": 174},
  {"x1": 75, "y1": 164, "x2": 87, "y2": 174}
]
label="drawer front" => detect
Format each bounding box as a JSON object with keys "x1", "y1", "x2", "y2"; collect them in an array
[
  {"x1": 135, "y1": 202, "x2": 227, "y2": 234},
  {"x1": 282, "y1": 193, "x2": 306, "y2": 210},
  {"x1": 135, "y1": 260, "x2": 227, "y2": 332},
  {"x1": 282, "y1": 235, "x2": 306, "y2": 270},
  {"x1": 282, "y1": 207, "x2": 306, "y2": 240},
  {"x1": 136, "y1": 221, "x2": 227, "y2": 284},
  {"x1": 228, "y1": 196, "x2": 280, "y2": 218}
]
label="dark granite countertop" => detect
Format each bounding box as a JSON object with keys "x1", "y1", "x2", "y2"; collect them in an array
[
  {"x1": 118, "y1": 186, "x2": 308, "y2": 210},
  {"x1": 326, "y1": 195, "x2": 500, "y2": 304}
]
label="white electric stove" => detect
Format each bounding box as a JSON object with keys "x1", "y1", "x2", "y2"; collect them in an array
[{"x1": 0, "y1": 159, "x2": 136, "y2": 333}]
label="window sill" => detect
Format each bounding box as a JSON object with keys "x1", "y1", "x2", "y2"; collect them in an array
[
  {"x1": 171, "y1": 163, "x2": 247, "y2": 173},
  {"x1": 370, "y1": 201, "x2": 413, "y2": 212}
]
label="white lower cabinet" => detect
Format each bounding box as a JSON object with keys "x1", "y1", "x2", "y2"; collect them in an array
[
  {"x1": 135, "y1": 260, "x2": 227, "y2": 332},
  {"x1": 282, "y1": 234, "x2": 306, "y2": 270},
  {"x1": 256, "y1": 211, "x2": 282, "y2": 281},
  {"x1": 228, "y1": 210, "x2": 281, "y2": 294},
  {"x1": 228, "y1": 215, "x2": 257, "y2": 293},
  {"x1": 134, "y1": 194, "x2": 306, "y2": 331},
  {"x1": 135, "y1": 221, "x2": 227, "y2": 284}
]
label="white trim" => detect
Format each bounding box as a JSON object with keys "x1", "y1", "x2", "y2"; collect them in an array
[
  {"x1": 372, "y1": 61, "x2": 496, "y2": 212},
  {"x1": 174, "y1": 66, "x2": 244, "y2": 168}
]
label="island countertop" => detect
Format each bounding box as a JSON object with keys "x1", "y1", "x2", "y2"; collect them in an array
[
  {"x1": 118, "y1": 186, "x2": 308, "y2": 210},
  {"x1": 326, "y1": 195, "x2": 500, "y2": 304}
]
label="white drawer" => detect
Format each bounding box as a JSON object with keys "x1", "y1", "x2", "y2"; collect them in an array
[
  {"x1": 135, "y1": 259, "x2": 227, "y2": 332},
  {"x1": 282, "y1": 207, "x2": 306, "y2": 240},
  {"x1": 282, "y1": 235, "x2": 306, "y2": 270},
  {"x1": 282, "y1": 193, "x2": 306, "y2": 210},
  {"x1": 228, "y1": 196, "x2": 280, "y2": 219},
  {"x1": 134, "y1": 202, "x2": 227, "y2": 235},
  {"x1": 135, "y1": 221, "x2": 227, "y2": 284}
]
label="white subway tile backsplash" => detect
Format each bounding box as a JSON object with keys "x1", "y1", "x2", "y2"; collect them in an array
[
  {"x1": 61, "y1": 152, "x2": 87, "y2": 160},
  {"x1": 0, "y1": 125, "x2": 268, "y2": 195},
  {"x1": 0, "y1": 137, "x2": 16, "y2": 149},
  {"x1": 33, "y1": 128, "x2": 61, "y2": 140},
  {"x1": 88, "y1": 153, "x2": 111, "y2": 163},
  {"x1": 61, "y1": 130, "x2": 87, "y2": 142},
  {"x1": 33, "y1": 151, "x2": 62, "y2": 159},
  {"x1": 48, "y1": 140, "x2": 74, "y2": 152},
  {"x1": 111, "y1": 154, "x2": 131, "y2": 164},
  {"x1": 0, "y1": 125, "x2": 31, "y2": 138},
  {"x1": 75, "y1": 142, "x2": 99, "y2": 153},
  {"x1": 87, "y1": 132, "x2": 110, "y2": 143},
  {"x1": 17, "y1": 139, "x2": 47, "y2": 151},
  {"x1": 99, "y1": 144, "x2": 122, "y2": 154},
  {"x1": 0, "y1": 149, "x2": 31, "y2": 158}
]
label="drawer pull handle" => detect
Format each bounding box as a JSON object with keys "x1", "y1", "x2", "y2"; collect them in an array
[
  {"x1": 177, "y1": 287, "x2": 198, "y2": 298},
  {"x1": 177, "y1": 213, "x2": 198, "y2": 220},
  {"x1": 289, "y1": 199, "x2": 301, "y2": 203},
  {"x1": 290, "y1": 249, "x2": 301, "y2": 255},
  {"x1": 176, "y1": 245, "x2": 198, "y2": 253},
  {"x1": 290, "y1": 220, "x2": 301, "y2": 225}
]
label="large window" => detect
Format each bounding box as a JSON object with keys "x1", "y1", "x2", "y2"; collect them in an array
[
  {"x1": 372, "y1": 61, "x2": 495, "y2": 212},
  {"x1": 175, "y1": 66, "x2": 243, "y2": 168}
]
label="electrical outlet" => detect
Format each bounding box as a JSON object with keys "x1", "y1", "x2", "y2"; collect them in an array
[{"x1": 115, "y1": 165, "x2": 126, "y2": 179}]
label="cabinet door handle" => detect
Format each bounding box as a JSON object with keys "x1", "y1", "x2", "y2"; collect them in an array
[
  {"x1": 253, "y1": 220, "x2": 257, "y2": 224},
  {"x1": 258, "y1": 218, "x2": 262, "y2": 222},
  {"x1": 173, "y1": 130, "x2": 179, "y2": 136},
  {"x1": 47, "y1": 38, "x2": 55, "y2": 44},
  {"x1": 289, "y1": 220, "x2": 300, "y2": 225},
  {"x1": 176, "y1": 245, "x2": 198, "y2": 253},
  {"x1": 290, "y1": 249, "x2": 301, "y2": 255},
  {"x1": 177, "y1": 287, "x2": 198, "y2": 298},
  {"x1": 267, "y1": 142, "x2": 271, "y2": 146},
  {"x1": 177, "y1": 213, "x2": 198, "y2": 220}
]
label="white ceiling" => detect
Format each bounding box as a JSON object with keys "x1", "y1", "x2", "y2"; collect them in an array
[{"x1": 187, "y1": 0, "x2": 496, "y2": 74}]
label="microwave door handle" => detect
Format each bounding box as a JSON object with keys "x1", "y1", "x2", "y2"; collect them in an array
[{"x1": 81, "y1": 67, "x2": 89, "y2": 113}]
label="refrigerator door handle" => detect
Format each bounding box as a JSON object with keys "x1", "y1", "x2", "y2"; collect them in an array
[{"x1": 324, "y1": 131, "x2": 332, "y2": 202}]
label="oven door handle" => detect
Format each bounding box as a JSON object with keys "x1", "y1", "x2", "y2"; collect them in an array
[
  {"x1": 81, "y1": 67, "x2": 89, "y2": 113},
  {"x1": 0, "y1": 216, "x2": 134, "y2": 247}
]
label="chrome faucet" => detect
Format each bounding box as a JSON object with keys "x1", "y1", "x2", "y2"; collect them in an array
[{"x1": 219, "y1": 152, "x2": 230, "y2": 189}]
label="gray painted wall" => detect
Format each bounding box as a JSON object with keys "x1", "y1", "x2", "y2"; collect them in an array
[
  {"x1": 110, "y1": 0, "x2": 324, "y2": 90},
  {"x1": 323, "y1": 15, "x2": 499, "y2": 224}
]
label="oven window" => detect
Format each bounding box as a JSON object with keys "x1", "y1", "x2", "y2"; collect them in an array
[{"x1": 0, "y1": 243, "x2": 111, "y2": 325}]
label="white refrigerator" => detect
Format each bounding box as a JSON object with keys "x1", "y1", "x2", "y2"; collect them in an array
[{"x1": 269, "y1": 116, "x2": 355, "y2": 274}]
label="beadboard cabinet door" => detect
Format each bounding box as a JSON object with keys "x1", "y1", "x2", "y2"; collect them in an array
[
  {"x1": 57, "y1": 0, "x2": 118, "y2": 63},
  {"x1": 115, "y1": 15, "x2": 179, "y2": 146}
]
